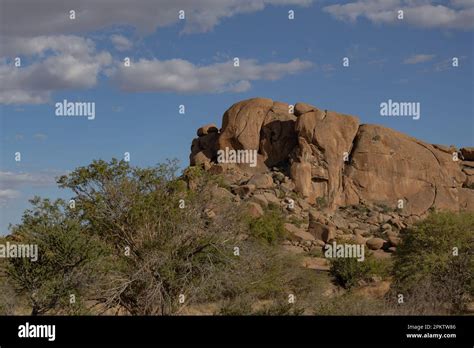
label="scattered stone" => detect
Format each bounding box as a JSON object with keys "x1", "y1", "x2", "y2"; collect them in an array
[
  {"x1": 197, "y1": 123, "x2": 218, "y2": 136},
  {"x1": 308, "y1": 221, "x2": 335, "y2": 242},
  {"x1": 282, "y1": 244, "x2": 305, "y2": 254},
  {"x1": 247, "y1": 173, "x2": 274, "y2": 189},
  {"x1": 284, "y1": 223, "x2": 315, "y2": 241},
  {"x1": 233, "y1": 184, "x2": 255, "y2": 198},
  {"x1": 388, "y1": 235, "x2": 401, "y2": 247},
  {"x1": 348, "y1": 222, "x2": 359, "y2": 230},
  {"x1": 366, "y1": 237, "x2": 385, "y2": 250},
  {"x1": 294, "y1": 102, "x2": 316, "y2": 116},
  {"x1": 250, "y1": 194, "x2": 268, "y2": 208},
  {"x1": 461, "y1": 147, "x2": 474, "y2": 161},
  {"x1": 354, "y1": 234, "x2": 367, "y2": 245},
  {"x1": 246, "y1": 202, "x2": 264, "y2": 218},
  {"x1": 301, "y1": 257, "x2": 330, "y2": 271},
  {"x1": 263, "y1": 191, "x2": 280, "y2": 205}
]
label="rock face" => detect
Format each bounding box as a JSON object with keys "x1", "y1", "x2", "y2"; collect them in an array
[{"x1": 190, "y1": 98, "x2": 474, "y2": 216}]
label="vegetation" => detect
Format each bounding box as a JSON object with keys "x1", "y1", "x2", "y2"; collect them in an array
[
  {"x1": 392, "y1": 211, "x2": 473, "y2": 313},
  {"x1": 0, "y1": 159, "x2": 472, "y2": 316},
  {"x1": 329, "y1": 254, "x2": 391, "y2": 289},
  {"x1": 247, "y1": 205, "x2": 286, "y2": 245}
]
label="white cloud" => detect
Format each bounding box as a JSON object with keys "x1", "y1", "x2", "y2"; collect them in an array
[
  {"x1": 112, "y1": 58, "x2": 312, "y2": 93},
  {"x1": 403, "y1": 54, "x2": 435, "y2": 64},
  {"x1": 0, "y1": 171, "x2": 61, "y2": 204},
  {"x1": 0, "y1": 35, "x2": 96, "y2": 58},
  {"x1": 110, "y1": 34, "x2": 133, "y2": 51},
  {"x1": 0, "y1": 189, "x2": 20, "y2": 201},
  {"x1": 0, "y1": 35, "x2": 112, "y2": 104},
  {"x1": 1, "y1": 0, "x2": 313, "y2": 36},
  {"x1": 323, "y1": 0, "x2": 474, "y2": 30},
  {"x1": 0, "y1": 32, "x2": 311, "y2": 103},
  {"x1": 0, "y1": 171, "x2": 57, "y2": 188}
]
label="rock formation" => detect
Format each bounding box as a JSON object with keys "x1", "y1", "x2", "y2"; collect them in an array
[{"x1": 190, "y1": 97, "x2": 474, "y2": 217}]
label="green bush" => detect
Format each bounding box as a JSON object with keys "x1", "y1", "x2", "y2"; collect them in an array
[
  {"x1": 392, "y1": 211, "x2": 474, "y2": 313},
  {"x1": 5, "y1": 198, "x2": 108, "y2": 315},
  {"x1": 329, "y1": 254, "x2": 391, "y2": 289},
  {"x1": 288, "y1": 215, "x2": 304, "y2": 228},
  {"x1": 248, "y1": 207, "x2": 286, "y2": 245},
  {"x1": 330, "y1": 257, "x2": 371, "y2": 289}
]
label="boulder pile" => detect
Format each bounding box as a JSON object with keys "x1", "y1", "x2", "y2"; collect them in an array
[{"x1": 189, "y1": 97, "x2": 474, "y2": 257}]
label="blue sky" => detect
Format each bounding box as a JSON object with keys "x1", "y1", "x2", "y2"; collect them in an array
[{"x1": 1, "y1": 0, "x2": 473, "y2": 233}]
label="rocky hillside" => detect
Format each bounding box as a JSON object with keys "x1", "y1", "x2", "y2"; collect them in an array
[{"x1": 190, "y1": 97, "x2": 474, "y2": 257}]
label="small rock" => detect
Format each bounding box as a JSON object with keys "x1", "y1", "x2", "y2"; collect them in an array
[
  {"x1": 246, "y1": 202, "x2": 264, "y2": 218},
  {"x1": 301, "y1": 257, "x2": 330, "y2": 271},
  {"x1": 371, "y1": 249, "x2": 392, "y2": 260},
  {"x1": 366, "y1": 237, "x2": 385, "y2": 250},
  {"x1": 348, "y1": 222, "x2": 359, "y2": 230},
  {"x1": 460, "y1": 147, "x2": 474, "y2": 161},
  {"x1": 233, "y1": 184, "x2": 255, "y2": 198},
  {"x1": 353, "y1": 228, "x2": 366, "y2": 236},
  {"x1": 280, "y1": 180, "x2": 295, "y2": 192},
  {"x1": 247, "y1": 173, "x2": 274, "y2": 189},
  {"x1": 282, "y1": 244, "x2": 305, "y2": 254},
  {"x1": 197, "y1": 123, "x2": 218, "y2": 136},
  {"x1": 284, "y1": 223, "x2": 315, "y2": 241},
  {"x1": 388, "y1": 235, "x2": 401, "y2": 247},
  {"x1": 354, "y1": 234, "x2": 367, "y2": 245},
  {"x1": 294, "y1": 102, "x2": 317, "y2": 116},
  {"x1": 308, "y1": 221, "x2": 335, "y2": 242},
  {"x1": 250, "y1": 194, "x2": 268, "y2": 208},
  {"x1": 263, "y1": 192, "x2": 280, "y2": 205}
]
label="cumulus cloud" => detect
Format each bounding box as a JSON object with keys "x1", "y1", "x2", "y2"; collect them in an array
[
  {"x1": 403, "y1": 54, "x2": 435, "y2": 64},
  {"x1": 0, "y1": 34, "x2": 311, "y2": 103},
  {"x1": 0, "y1": 0, "x2": 313, "y2": 36},
  {"x1": 0, "y1": 35, "x2": 97, "y2": 58},
  {"x1": 110, "y1": 34, "x2": 133, "y2": 51},
  {"x1": 0, "y1": 189, "x2": 20, "y2": 201},
  {"x1": 323, "y1": 0, "x2": 474, "y2": 30},
  {"x1": 0, "y1": 0, "x2": 315, "y2": 105},
  {"x1": 0, "y1": 35, "x2": 112, "y2": 104},
  {"x1": 0, "y1": 171, "x2": 58, "y2": 188},
  {"x1": 111, "y1": 58, "x2": 313, "y2": 93},
  {"x1": 0, "y1": 171, "x2": 60, "y2": 204}
]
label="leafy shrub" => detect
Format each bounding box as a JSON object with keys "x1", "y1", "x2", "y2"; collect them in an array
[
  {"x1": 5, "y1": 198, "x2": 108, "y2": 315},
  {"x1": 329, "y1": 254, "x2": 391, "y2": 289},
  {"x1": 330, "y1": 258, "x2": 371, "y2": 289},
  {"x1": 392, "y1": 211, "x2": 474, "y2": 313},
  {"x1": 288, "y1": 215, "x2": 305, "y2": 228},
  {"x1": 247, "y1": 206, "x2": 286, "y2": 245}
]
